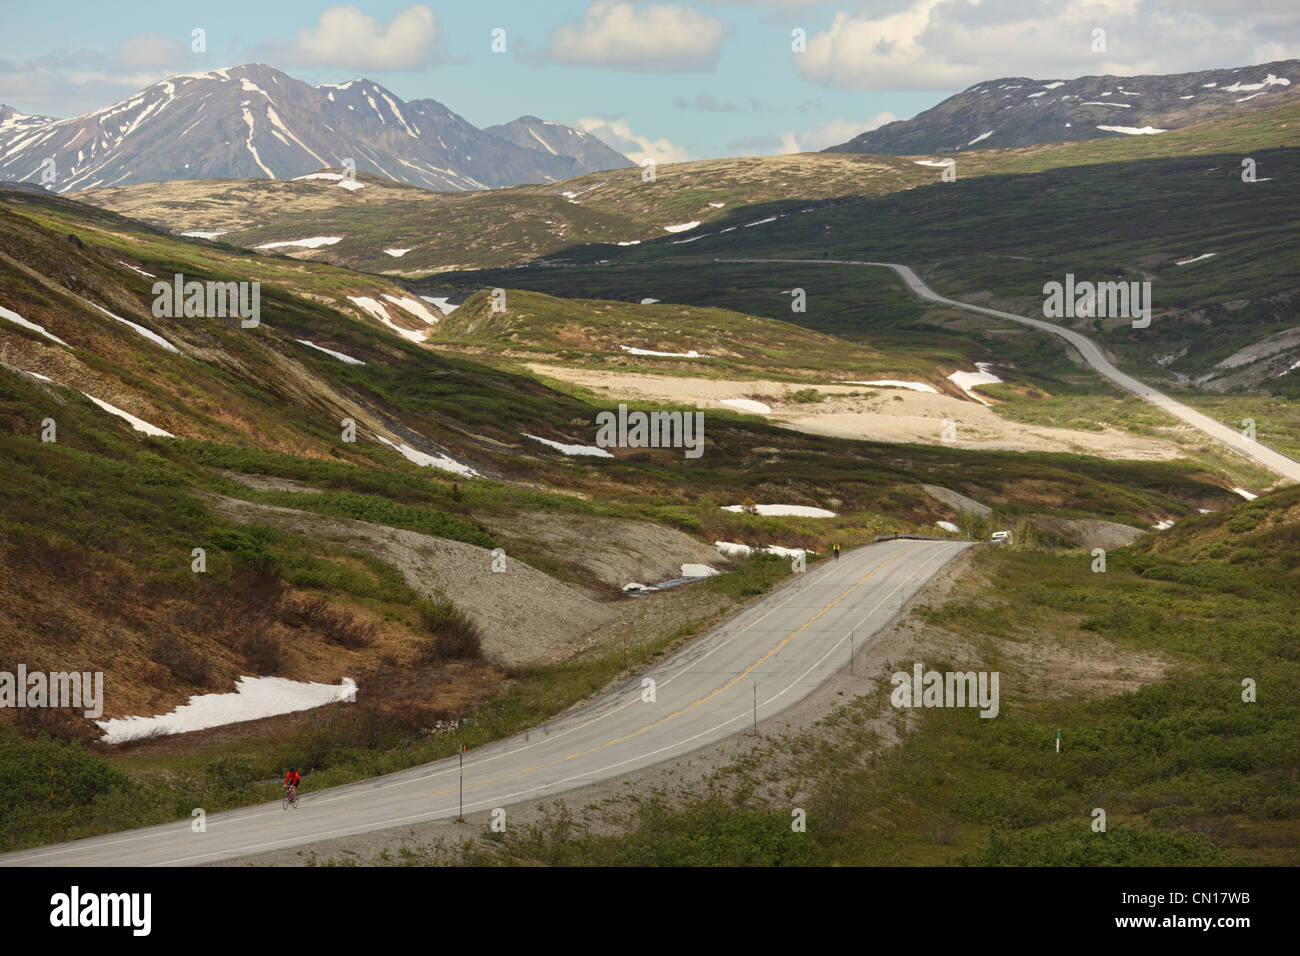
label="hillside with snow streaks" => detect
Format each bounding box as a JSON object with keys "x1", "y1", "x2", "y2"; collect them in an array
[{"x1": 828, "y1": 59, "x2": 1299, "y2": 154}]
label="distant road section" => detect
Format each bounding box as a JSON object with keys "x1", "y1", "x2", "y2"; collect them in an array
[
  {"x1": 718, "y1": 258, "x2": 1300, "y2": 485},
  {"x1": 0, "y1": 538, "x2": 968, "y2": 866}
]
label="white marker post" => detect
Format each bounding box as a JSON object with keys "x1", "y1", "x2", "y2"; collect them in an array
[{"x1": 1056, "y1": 729, "x2": 1061, "y2": 754}]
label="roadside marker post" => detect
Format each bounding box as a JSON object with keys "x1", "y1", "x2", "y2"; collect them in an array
[
  {"x1": 457, "y1": 745, "x2": 465, "y2": 823},
  {"x1": 1056, "y1": 729, "x2": 1061, "y2": 754}
]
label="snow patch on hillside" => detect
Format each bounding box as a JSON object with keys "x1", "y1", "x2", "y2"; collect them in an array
[
  {"x1": 619, "y1": 344, "x2": 703, "y2": 358},
  {"x1": 97, "y1": 676, "x2": 356, "y2": 743},
  {"x1": 524, "y1": 433, "x2": 613, "y2": 457},
  {"x1": 722, "y1": 504, "x2": 838, "y2": 518},
  {"x1": 256, "y1": 236, "x2": 342, "y2": 249},
  {"x1": 1097, "y1": 125, "x2": 1167, "y2": 135},
  {"x1": 0, "y1": 304, "x2": 71, "y2": 347},
  {"x1": 295, "y1": 339, "x2": 365, "y2": 365},
  {"x1": 375, "y1": 433, "x2": 478, "y2": 476},
  {"x1": 721, "y1": 398, "x2": 772, "y2": 414},
  {"x1": 842, "y1": 380, "x2": 938, "y2": 393},
  {"x1": 83, "y1": 393, "x2": 173, "y2": 437}
]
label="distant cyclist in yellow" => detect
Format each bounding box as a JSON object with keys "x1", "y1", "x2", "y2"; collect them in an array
[{"x1": 832, "y1": 543, "x2": 841, "y2": 560}]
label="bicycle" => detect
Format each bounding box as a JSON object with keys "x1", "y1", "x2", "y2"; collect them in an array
[{"x1": 282, "y1": 785, "x2": 299, "y2": 810}]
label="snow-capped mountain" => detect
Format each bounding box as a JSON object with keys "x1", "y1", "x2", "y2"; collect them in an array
[
  {"x1": 484, "y1": 116, "x2": 633, "y2": 174},
  {"x1": 827, "y1": 59, "x2": 1300, "y2": 155},
  {"x1": 0, "y1": 63, "x2": 632, "y2": 193}
]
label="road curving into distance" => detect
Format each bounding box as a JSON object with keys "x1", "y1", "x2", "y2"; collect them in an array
[
  {"x1": 717, "y1": 258, "x2": 1300, "y2": 485},
  {"x1": 1, "y1": 537, "x2": 970, "y2": 866}
]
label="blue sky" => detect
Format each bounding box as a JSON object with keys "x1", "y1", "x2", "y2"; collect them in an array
[{"x1": 3, "y1": 2, "x2": 1298, "y2": 161}]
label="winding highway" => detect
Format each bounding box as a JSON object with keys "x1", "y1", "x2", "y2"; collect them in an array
[
  {"x1": 1, "y1": 537, "x2": 969, "y2": 866},
  {"x1": 718, "y1": 258, "x2": 1300, "y2": 484}
]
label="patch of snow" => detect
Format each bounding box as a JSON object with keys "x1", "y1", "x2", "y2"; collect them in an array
[
  {"x1": 180, "y1": 230, "x2": 227, "y2": 239},
  {"x1": 680, "y1": 563, "x2": 720, "y2": 578},
  {"x1": 83, "y1": 393, "x2": 173, "y2": 437},
  {"x1": 1175, "y1": 252, "x2": 1217, "y2": 266},
  {"x1": 0, "y1": 304, "x2": 71, "y2": 347},
  {"x1": 967, "y1": 130, "x2": 994, "y2": 144},
  {"x1": 1232, "y1": 487, "x2": 1258, "y2": 501},
  {"x1": 1042, "y1": 81, "x2": 1065, "y2": 90},
  {"x1": 1222, "y1": 74, "x2": 1290, "y2": 93},
  {"x1": 616, "y1": 240, "x2": 641, "y2": 246},
  {"x1": 842, "y1": 380, "x2": 938, "y2": 393},
  {"x1": 714, "y1": 541, "x2": 813, "y2": 559},
  {"x1": 722, "y1": 504, "x2": 838, "y2": 518},
  {"x1": 913, "y1": 159, "x2": 951, "y2": 168},
  {"x1": 295, "y1": 339, "x2": 365, "y2": 365},
  {"x1": 1097, "y1": 124, "x2": 1166, "y2": 135},
  {"x1": 640, "y1": 298, "x2": 660, "y2": 305},
  {"x1": 664, "y1": 221, "x2": 701, "y2": 233},
  {"x1": 420, "y1": 296, "x2": 458, "y2": 315},
  {"x1": 1081, "y1": 101, "x2": 1133, "y2": 108},
  {"x1": 118, "y1": 261, "x2": 156, "y2": 278},
  {"x1": 936, "y1": 520, "x2": 960, "y2": 533},
  {"x1": 374, "y1": 433, "x2": 478, "y2": 477},
  {"x1": 86, "y1": 302, "x2": 180, "y2": 353},
  {"x1": 382, "y1": 294, "x2": 441, "y2": 325},
  {"x1": 745, "y1": 216, "x2": 778, "y2": 227},
  {"x1": 347, "y1": 296, "x2": 427, "y2": 342},
  {"x1": 721, "y1": 398, "x2": 772, "y2": 414},
  {"x1": 947, "y1": 363, "x2": 1003, "y2": 404},
  {"x1": 383, "y1": 248, "x2": 412, "y2": 257},
  {"x1": 524, "y1": 433, "x2": 613, "y2": 458},
  {"x1": 619, "y1": 344, "x2": 702, "y2": 358},
  {"x1": 708, "y1": 201, "x2": 726, "y2": 208},
  {"x1": 97, "y1": 676, "x2": 356, "y2": 743},
  {"x1": 1151, "y1": 519, "x2": 1175, "y2": 530},
  {"x1": 255, "y1": 236, "x2": 342, "y2": 250}
]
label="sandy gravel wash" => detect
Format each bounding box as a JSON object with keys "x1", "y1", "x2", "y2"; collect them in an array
[{"x1": 526, "y1": 363, "x2": 1186, "y2": 461}]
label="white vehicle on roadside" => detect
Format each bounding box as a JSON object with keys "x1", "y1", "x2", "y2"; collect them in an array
[{"x1": 990, "y1": 530, "x2": 1013, "y2": 544}]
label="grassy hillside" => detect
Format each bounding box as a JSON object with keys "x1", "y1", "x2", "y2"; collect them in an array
[
  {"x1": 74, "y1": 99, "x2": 1300, "y2": 284},
  {"x1": 431, "y1": 288, "x2": 947, "y2": 385},
  {"x1": 76, "y1": 154, "x2": 931, "y2": 275}
]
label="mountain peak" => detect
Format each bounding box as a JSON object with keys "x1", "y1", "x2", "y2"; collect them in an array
[
  {"x1": 0, "y1": 64, "x2": 632, "y2": 193},
  {"x1": 828, "y1": 57, "x2": 1300, "y2": 155}
]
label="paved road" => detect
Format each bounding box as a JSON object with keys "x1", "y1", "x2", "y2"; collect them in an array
[
  {"x1": 718, "y1": 258, "x2": 1300, "y2": 484},
  {"x1": 2, "y1": 537, "x2": 969, "y2": 866}
]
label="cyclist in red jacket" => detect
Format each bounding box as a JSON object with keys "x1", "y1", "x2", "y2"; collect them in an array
[{"x1": 284, "y1": 767, "x2": 300, "y2": 801}]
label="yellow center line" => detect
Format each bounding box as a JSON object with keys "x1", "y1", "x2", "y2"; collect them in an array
[{"x1": 424, "y1": 544, "x2": 920, "y2": 800}]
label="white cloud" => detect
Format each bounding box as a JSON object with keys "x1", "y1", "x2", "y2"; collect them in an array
[
  {"x1": 577, "y1": 116, "x2": 692, "y2": 164},
  {"x1": 775, "y1": 113, "x2": 897, "y2": 152},
  {"x1": 290, "y1": 4, "x2": 438, "y2": 70},
  {"x1": 550, "y1": 2, "x2": 725, "y2": 71},
  {"x1": 114, "y1": 33, "x2": 190, "y2": 71},
  {"x1": 796, "y1": 0, "x2": 1300, "y2": 91}
]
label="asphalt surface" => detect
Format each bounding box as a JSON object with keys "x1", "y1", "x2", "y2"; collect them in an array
[
  {"x1": 718, "y1": 258, "x2": 1300, "y2": 484},
  {"x1": 2, "y1": 537, "x2": 969, "y2": 866}
]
